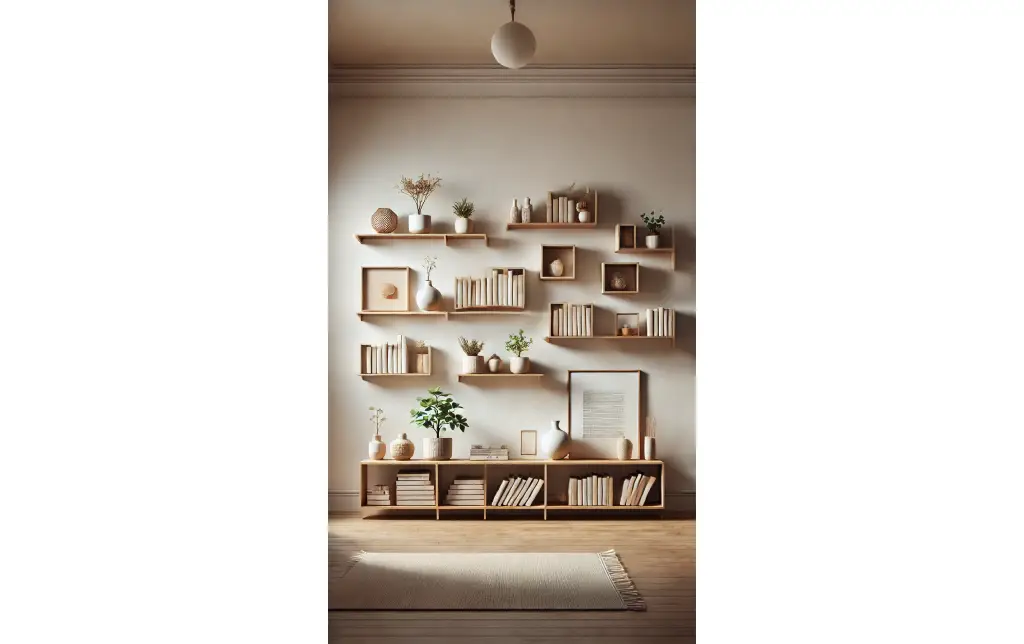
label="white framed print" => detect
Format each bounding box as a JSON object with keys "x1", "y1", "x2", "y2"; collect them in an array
[{"x1": 567, "y1": 370, "x2": 641, "y2": 459}]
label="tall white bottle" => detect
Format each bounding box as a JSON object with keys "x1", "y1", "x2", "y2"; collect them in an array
[
  {"x1": 510, "y1": 199, "x2": 521, "y2": 223},
  {"x1": 521, "y1": 197, "x2": 532, "y2": 223}
]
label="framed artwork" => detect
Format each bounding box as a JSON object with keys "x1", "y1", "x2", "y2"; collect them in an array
[
  {"x1": 520, "y1": 430, "x2": 537, "y2": 456},
  {"x1": 567, "y1": 370, "x2": 641, "y2": 459},
  {"x1": 361, "y1": 267, "x2": 411, "y2": 311}
]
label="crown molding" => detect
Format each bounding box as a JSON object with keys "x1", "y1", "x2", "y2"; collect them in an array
[{"x1": 329, "y1": 64, "x2": 695, "y2": 98}]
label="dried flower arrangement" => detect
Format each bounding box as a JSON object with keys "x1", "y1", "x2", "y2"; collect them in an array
[
  {"x1": 458, "y1": 337, "x2": 484, "y2": 356},
  {"x1": 453, "y1": 198, "x2": 475, "y2": 219},
  {"x1": 422, "y1": 256, "x2": 438, "y2": 281},
  {"x1": 397, "y1": 173, "x2": 443, "y2": 214}
]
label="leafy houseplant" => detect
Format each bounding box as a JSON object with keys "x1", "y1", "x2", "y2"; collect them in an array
[
  {"x1": 640, "y1": 210, "x2": 666, "y2": 248},
  {"x1": 368, "y1": 406, "x2": 387, "y2": 460},
  {"x1": 398, "y1": 173, "x2": 442, "y2": 233},
  {"x1": 452, "y1": 198, "x2": 475, "y2": 234},
  {"x1": 458, "y1": 337, "x2": 485, "y2": 374},
  {"x1": 416, "y1": 255, "x2": 442, "y2": 311},
  {"x1": 505, "y1": 329, "x2": 533, "y2": 374},
  {"x1": 409, "y1": 387, "x2": 468, "y2": 460}
]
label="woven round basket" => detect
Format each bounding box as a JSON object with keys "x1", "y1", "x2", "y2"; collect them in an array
[{"x1": 371, "y1": 208, "x2": 398, "y2": 234}]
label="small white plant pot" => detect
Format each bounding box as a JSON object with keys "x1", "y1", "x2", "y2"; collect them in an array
[
  {"x1": 423, "y1": 436, "x2": 452, "y2": 461},
  {"x1": 408, "y1": 214, "x2": 431, "y2": 234},
  {"x1": 510, "y1": 357, "x2": 530, "y2": 374},
  {"x1": 645, "y1": 234, "x2": 660, "y2": 249},
  {"x1": 454, "y1": 218, "x2": 471, "y2": 234},
  {"x1": 462, "y1": 355, "x2": 483, "y2": 374}
]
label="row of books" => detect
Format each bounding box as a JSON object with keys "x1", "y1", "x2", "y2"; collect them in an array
[
  {"x1": 566, "y1": 473, "x2": 658, "y2": 506},
  {"x1": 491, "y1": 476, "x2": 545, "y2": 506},
  {"x1": 621, "y1": 473, "x2": 658, "y2": 506},
  {"x1": 645, "y1": 308, "x2": 674, "y2": 337},
  {"x1": 469, "y1": 445, "x2": 509, "y2": 461},
  {"x1": 454, "y1": 270, "x2": 525, "y2": 309},
  {"x1": 443, "y1": 478, "x2": 485, "y2": 506},
  {"x1": 547, "y1": 194, "x2": 580, "y2": 223},
  {"x1": 551, "y1": 303, "x2": 593, "y2": 337},
  {"x1": 366, "y1": 484, "x2": 391, "y2": 506},
  {"x1": 363, "y1": 335, "x2": 409, "y2": 374},
  {"x1": 395, "y1": 470, "x2": 435, "y2": 506}
]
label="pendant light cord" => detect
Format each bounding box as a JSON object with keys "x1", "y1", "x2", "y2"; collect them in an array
[{"x1": 510, "y1": 0, "x2": 516, "y2": 22}]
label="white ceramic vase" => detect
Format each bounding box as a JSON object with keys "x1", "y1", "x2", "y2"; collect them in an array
[
  {"x1": 509, "y1": 199, "x2": 521, "y2": 223},
  {"x1": 487, "y1": 357, "x2": 502, "y2": 373},
  {"x1": 454, "y1": 217, "x2": 471, "y2": 234},
  {"x1": 416, "y1": 279, "x2": 443, "y2": 311},
  {"x1": 541, "y1": 420, "x2": 570, "y2": 460},
  {"x1": 646, "y1": 234, "x2": 660, "y2": 249},
  {"x1": 521, "y1": 197, "x2": 532, "y2": 223},
  {"x1": 644, "y1": 436, "x2": 656, "y2": 460},
  {"x1": 408, "y1": 214, "x2": 431, "y2": 234},
  {"x1": 422, "y1": 436, "x2": 453, "y2": 461},
  {"x1": 462, "y1": 355, "x2": 483, "y2": 374},
  {"x1": 616, "y1": 437, "x2": 632, "y2": 460},
  {"x1": 578, "y1": 210, "x2": 591, "y2": 223},
  {"x1": 549, "y1": 258, "x2": 564, "y2": 277},
  {"x1": 510, "y1": 357, "x2": 530, "y2": 374},
  {"x1": 369, "y1": 434, "x2": 386, "y2": 460}
]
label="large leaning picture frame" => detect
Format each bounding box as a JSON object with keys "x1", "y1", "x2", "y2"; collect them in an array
[{"x1": 567, "y1": 370, "x2": 641, "y2": 460}]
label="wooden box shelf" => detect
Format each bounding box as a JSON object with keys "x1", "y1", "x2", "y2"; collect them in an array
[
  {"x1": 601, "y1": 262, "x2": 640, "y2": 294},
  {"x1": 507, "y1": 189, "x2": 598, "y2": 230},
  {"x1": 454, "y1": 268, "x2": 526, "y2": 312},
  {"x1": 614, "y1": 226, "x2": 676, "y2": 268},
  {"x1": 360, "y1": 345, "x2": 432, "y2": 379},
  {"x1": 540, "y1": 245, "x2": 576, "y2": 280}
]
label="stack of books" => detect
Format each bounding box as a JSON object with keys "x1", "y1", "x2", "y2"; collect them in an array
[
  {"x1": 568, "y1": 475, "x2": 615, "y2": 506},
  {"x1": 490, "y1": 476, "x2": 545, "y2": 507},
  {"x1": 454, "y1": 269, "x2": 525, "y2": 310},
  {"x1": 620, "y1": 473, "x2": 658, "y2": 506},
  {"x1": 644, "y1": 308, "x2": 675, "y2": 337},
  {"x1": 362, "y1": 335, "x2": 410, "y2": 374},
  {"x1": 443, "y1": 478, "x2": 486, "y2": 506},
  {"x1": 365, "y1": 484, "x2": 391, "y2": 506},
  {"x1": 550, "y1": 304, "x2": 593, "y2": 337},
  {"x1": 469, "y1": 445, "x2": 509, "y2": 461},
  {"x1": 395, "y1": 470, "x2": 435, "y2": 506}
]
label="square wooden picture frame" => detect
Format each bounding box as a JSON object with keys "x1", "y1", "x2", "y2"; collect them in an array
[
  {"x1": 520, "y1": 430, "x2": 538, "y2": 456},
  {"x1": 567, "y1": 370, "x2": 642, "y2": 459},
  {"x1": 361, "y1": 266, "x2": 411, "y2": 311}
]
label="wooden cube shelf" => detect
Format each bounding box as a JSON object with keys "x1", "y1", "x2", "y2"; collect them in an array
[
  {"x1": 601, "y1": 262, "x2": 640, "y2": 294},
  {"x1": 540, "y1": 245, "x2": 576, "y2": 280},
  {"x1": 615, "y1": 226, "x2": 676, "y2": 269}
]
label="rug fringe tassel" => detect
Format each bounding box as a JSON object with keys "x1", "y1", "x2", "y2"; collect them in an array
[
  {"x1": 336, "y1": 550, "x2": 367, "y2": 579},
  {"x1": 598, "y1": 549, "x2": 647, "y2": 611}
]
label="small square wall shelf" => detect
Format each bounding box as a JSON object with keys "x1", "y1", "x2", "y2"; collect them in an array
[
  {"x1": 540, "y1": 245, "x2": 576, "y2": 280},
  {"x1": 601, "y1": 262, "x2": 640, "y2": 294},
  {"x1": 614, "y1": 225, "x2": 675, "y2": 269},
  {"x1": 354, "y1": 233, "x2": 489, "y2": 246}
]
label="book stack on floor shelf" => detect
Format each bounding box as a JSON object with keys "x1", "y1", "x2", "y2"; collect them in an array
[
  {"x1": 644, "y1": 308, "x2": 675, "y2": 337},
  {"x1": 620, "y1": 473, "x2": 658, "y2": 506},
  {"x1": 395, "y1": 470, "x2": 435, "y2": 506},
  {"x1": 365, "y1": 484, "x2": 391, "y2": 506},
  {"x1": 568, "y1": 475, "x2": 615, "y2": 506},
  {"x1": 443, "y1": 478, "x2": 486, "y2": 506},
  {"x1": 549, "y1": 303, "x2": 594, "y2": 337},
  {"x1": 454, "y1": 268, "x2": 526, "y2": 310},
  {"x1": 469, "y1": 445, "x2": 509, "y2": 461},
  {"x1": 361, "y1": 335, "x2": 410, "y2": 373},
  {"x1": 491, "y1": 475, "x2": 545, "y2": 507}
]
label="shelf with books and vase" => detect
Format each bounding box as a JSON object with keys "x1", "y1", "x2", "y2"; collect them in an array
[{"x1": 506, "y1": 186, "x2": 598, "y2": 230}]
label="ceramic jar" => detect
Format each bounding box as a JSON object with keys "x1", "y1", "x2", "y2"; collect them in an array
[
  {"x1": 521, "y1": 197, "x2": 532, "y2": 223},
  {"x1": 454, "y1": 217, "x2": 471, "y2": 234},
  {"x1": 611, "y1": 273, "x2": 627, "y2": 290},
  {"x1": 549, "y1": 258, "x2": 564, "y2": 278},
  {"x1": 487, "y1": 356, "x2": 502, "y2": 373},
  {"x1": 416, "y1": 279, "x2": 443, "y2": 311},
  {"x1": 541, "y1": 420, "x2": 570, "y2": 460},
  {"x1": 509, "y1": 199, "x2": 521, "y2": 223},
  {"x1": 644, "y1": 436, "x2": 656, "y2": 460},
  {"x1": 369, "y1": 434, "x2": 386, "y2": 460},
  {"x1": 510, "y1": 357, "x2": 530, "y2": 374},
  {"x1": 578, "y1": 209, "x2": 591, "y2": 223},
  {"x1": 616, "y1": 437, "x2": 632, "y2": 460},
  {"x1": 462, "y1": 355, "x2": 483, "y2": 374},
  {"x1": 422, "y1": 436, "x2": 453, "y2": 461},
  {"x1": 390, "y1": 433, "x2": 414, "y2": 460},
  {"x1": 646, "y1": 234, "x2": 659, "y2": 249},
  {"x1": 408, "y1": 214, "x2": 431, "y2": 234},
  {"x1": 371, "y1": 208, "x2": 398, "y2": 233}
]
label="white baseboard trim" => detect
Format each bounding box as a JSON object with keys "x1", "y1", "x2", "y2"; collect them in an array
[
  {"x1": 329, "y1": 490, "x2": 361, "y2": 513},
  {"x1": 329, "y1": 490, "x2": 695, "y2": 515}
]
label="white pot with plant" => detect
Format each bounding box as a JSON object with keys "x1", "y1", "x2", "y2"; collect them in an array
[
  {"x1": 368, "y1": 407, "x2": 387, "y2": 460},
  {"x1": 410, "y1": 387, "x2": 468, "y2": 461},
  {"x1": 415, "y1": 256, "x2": 443, "y2": 311},
  {"x1": 453, "y1": 197, "x2": 474, "y2": 234},
  {"x1": 458, "y1": 337, "x2": 484, "y2": 374},
  {"x1": 641, "y1": 210, "x2": 665, "y2": 248},
  {"x1": 506, "y1": 329, "x2": 533, "y2": 374},
  {"x1": 399, "y1": 173, "x2": 442, "y2": 233}
]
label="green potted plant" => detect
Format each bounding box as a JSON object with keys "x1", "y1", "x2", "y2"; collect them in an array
[
  {"x1": 641, "y1": 210, "x2": 666, "y2": 248},
  {"x1": 398, "y1": 173, "x2": 442, "y2": 233},
  {"x1": 453, "y1": 197, "x2": 475, "y2": 234},
  {"x1": 505, "y1": 329, "x2": 533, "y2": 374},
  {"x1": 458, "y1": 337, "x2": 484, "y2": 374},
  {"x1": 410, "y1": 387, "x2": 468, "y2": 460}
]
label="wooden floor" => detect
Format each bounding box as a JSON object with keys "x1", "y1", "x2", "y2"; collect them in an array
[{"x1": 329, "y1": 513, "x2": 695, "y2": 644}]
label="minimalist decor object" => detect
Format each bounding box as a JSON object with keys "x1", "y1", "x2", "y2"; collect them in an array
[
  {"x1": 398, "y1": 173, "x2": 442, "y2": 233},
  {"x1": 541, "y1": 420, "x2": 570, "y2": 460},
  {"x1": 410, "y1": 387, "x2": 468, "y2": 461},
  {"x1": 389, "y1": 432, "x2": 414, "y2": 461},
  {"x1": 487, "y1": 353, "x2": 502, "y2": 373},
  {"x1": 521, "y1": 197, "x2": 532, "y2": 223},
  {"x1": 505, "y1": 329, "x2": 533, "y2": 373},
  {"x1": 611, "y1": 272, "x2": 627, "y2": 291},
  {"x1": 443, "y1": 477, "x2": 486, "y2": 506},
  {"x1": 577, "y1": 190, "x2": 592, "y2": 223},
  {"x1": 361, "y1": 267, "x2": 411, "y2": 312},
  {"x1": 370, "y1": 207, "x2": 398, "y2": 233},
  {"x1": 470, "y1": 444, "x2": 510, "y2": 461},
  {"x1": 641, "y1": 210, "x2": 665, "y2": 248},
  {"x1": 509, "y1": 198, "x2": 521, "y2": 223},
  {"x1": 601, "y1": 262, "x2": 640, "y2": 294},
  {"x1": 644, "y1": 418, "x2": 657, "y2": 460},
  {"x1": 520, "y1": 429, "x2": 538, "y2": 456},
  {"x1": 453, "y1": 267, "x2": 526, "y2": 311},
  {"x1": 458, "y1": 337, "x2": 485, "y2": 374},
  {"x1": 415, "y1": 256, "x2": 443, "y2": 311},
  {"x1": 616, "y1": 437, "x2": 632, "y2": 461},
  {"x1": 453, "y1": 197, "x2": 474, "y2": 234},
  {"x1": 616, "y1": 313, "x2": 641, "y2": 337},
  {"x1": 368, "y1": 407, "x2": 387, "y2": 460},
  {"x1": 365, "y1": 484, "x2": 391, "y2": 506},
  {"x1": 549, "y1": 257, "x2": 564, "y2": 277},
  {"x1": 490, "y1": 0, "x2": 536, "y2": 70},
  {"x1": 331, "y1": 551, "x2": 645, "y2": 611},
  {"x1": 567, "y1": 370, "x2": 641, "y2": 459}
]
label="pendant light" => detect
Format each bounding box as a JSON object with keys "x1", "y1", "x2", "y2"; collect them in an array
[{"x1": 491, "y1": 0, "x2": 536, "y2": 69}]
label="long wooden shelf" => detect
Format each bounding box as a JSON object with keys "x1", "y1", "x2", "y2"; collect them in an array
[
  {"x1": 359, "y1": 373, "x2": 431, "y2": 380},
  {"x1": 354, "y1": 233, "x2": 488, "y2": 246},
  {"x1": 458, "y1": 373, "x2": 544, "y2": 381},
  {"x1": 361, "y1": 459, "x2": 663, "y2": 465},
  {"x1": 357, "y1": 311, "x2": 448, "y2": 320},
  {"x1": 450, "y1": 306, "x2": 526, "y2": 315},
  {"x1": 546, "y1": 335, "x2": 674, "y2": 346},
  {"x1": 506, "y1": 222, "x2": 597, "y2": 230}
]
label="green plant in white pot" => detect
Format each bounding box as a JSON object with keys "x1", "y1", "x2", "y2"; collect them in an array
[
  {"x1": 453, "y1": 197, "x2": 474, "y2": 234},
  {"x1": 505, "y1": 329, "x2": 533, "y2": 374},
  {"x1": 641, "y1": 210, "x2": 666, "y2": 248},
  {"x1": 410, "y1": 387, "x2": 468, "y2": 461}
]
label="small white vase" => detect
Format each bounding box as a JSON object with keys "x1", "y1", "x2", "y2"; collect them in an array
[
  {"x1": 423, "y1": 436, "x2": 453, "y2": 461},
  {"x1": 408, "y1": 214, "x2": 431, "y2": 234},
  {"x1": 521, "y1": 197, "x2": 532, "y2": 223},
  {"x1": 369, "y1": 434, "x2": 386, "y2": 460},
  {"x1": 487, "y1": 357, "x2": 501, "y2": 373},
  {"x1": 549, "y1": 258, "x2": 564, "y2": 277},
  {"x1": 510, "y1": 356, "x2": 530, "y2": 374},
  {"x1": 644, "y1": 436, "x2": 656, "y2": 460},
  {"x1": 509, "y1": 199, "x2": 521, "y2": 223},
  {"x1": 646, "y1": 234, "x2": 660, "y2": 249},
  {"x1": 578, "y1": 210, "x2": 591, "y2": 223},
  {"x1": 462, "y1": 355, "x2": 483, "y2": 374},
  {"x1": 454, "y1": 217, "x2": 471, "y2": 234},
  {"x1": 616, "y1": 437, "x2": 632, "y2": 460},
  {"x1": 416, "y1": 279, "x2": 443, "y2": 311},
  {"x1": 541, "y1": 420, "x2": 570, "y2": 460}
]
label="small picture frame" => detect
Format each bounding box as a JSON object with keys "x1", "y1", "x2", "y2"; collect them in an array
[
  {"x1": 361, "y1": 266, "x2": 411, "y2": 312},
  {"x1": 520, "y1": 430, "x2": 538, "y2": 456},
  {"x1": 616, "y1": 313, "x2": 640, "y2": 336}
]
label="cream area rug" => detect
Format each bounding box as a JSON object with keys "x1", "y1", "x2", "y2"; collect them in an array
[{"x1": 330, "y1": 550, "x2": 645, "y2": 611}]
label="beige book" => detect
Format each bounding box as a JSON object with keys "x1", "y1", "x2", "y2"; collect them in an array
[
  {"x1": 638, "y1": 476, "x2": 658, "y2": 506},
  {"x1": 491, "y1": 479, "x2": 509, "y2": 506}
]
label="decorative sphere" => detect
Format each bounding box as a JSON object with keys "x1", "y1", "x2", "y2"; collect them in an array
[{"x1": 491, "y1": 21, "x2": 536, "y2": 69}]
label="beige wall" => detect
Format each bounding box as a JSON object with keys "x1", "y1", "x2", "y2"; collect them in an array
[{"x1": 329, "y1": 97, "x2": 695, "y2": 511}]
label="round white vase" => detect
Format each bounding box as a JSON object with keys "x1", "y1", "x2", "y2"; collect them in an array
[
  {"x1": 422, "y1": 436, "x2": 452, "y2": 460},
  {"x1": 510, "y1": 357, "x2": 530, "y2": 374},
  {"x1": 454, "y1": 217, "x2": 471, "y2": 234},
  {"x1": 541, "y1": 420, "x2": 570, "y2": 460},
  {"x1": 578, "y1": 210, "x2": 591, "y2": 223},
  {"x1": 416, "y1": 279, "x2": 443, "y2": 311},
  {"x1": 408, "y1": 214, "x2": 431, "y2": 234},
  {"x1": 549, "y1": 258, "x2": 564, "y2": 277},
  {"x1": 462, "y1": 355, "x2": 483, "y2": 374},
  {"x1": 646, "y1": 234, "x2": 660, "y2": 249},
  {"x1": 369, "y1": 434, "x2": 386, "y2": 460}
]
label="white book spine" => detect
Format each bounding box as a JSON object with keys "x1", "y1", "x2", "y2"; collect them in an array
[
  {"x1": 568, "y1": 478, "x2": 575, "y2": 505},
  {"x1": 639, "y1": 476, "x2": 657, "y2": 506},
  {"x1": 519, "y1": 273, "x2": 525, "y2": 308},
  {"x1": 376, "y1": 345, "x2": 382, "y2": 374},
  {"x1": 398, "y1": 335, "x2": 406, "y2": 373},
  {"x1": 586, "y1": 306, "x2": 593, "y2": 336},
  {"x1": 455, "y1": 278, "x2": 461, "y2": 309},
  {"x1": 646, "y1": 309, "x2": 653, "y2": 336},
  {"x1": 498, "y1": 273, "x2": 504, "y2": 306},
  {"x1": 508, "y1": 272, "x2": 514, "y2": 307},
  {"x1": 527, "y1": 480, "x2": 544, "y2": 506},
  {"x1": 491, "y1": 480, "x2": 508, "y2": 506}
]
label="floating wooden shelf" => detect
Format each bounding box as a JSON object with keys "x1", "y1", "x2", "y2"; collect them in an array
[
  {"x1": 451, "y1": 306, "x2": 526, "y2": 315},
  {"x1": 458, "y1": 373, "x2": 544, "y2": 381},
  {"x1": 546, "y1": 335, "x2": 674, "y2": 347},
  {"x1": 359, "y1": 373, "x2": 431, "y2": 380},
  {"x1": 507, "y1": 222, "x2": 597, "y2": 230},
  {"x1": 614, "y1": 226, "x2": 675, "y2": 268},
  {"x1": 357, "y1": 311, "x2": 448, "y2": 320},
  {"x1": 354, "y1": 233, "x2": 488, "y2": 246}
]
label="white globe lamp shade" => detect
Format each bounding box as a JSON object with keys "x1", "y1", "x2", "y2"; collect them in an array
[{"x1": 491, "y1": 21, "x2": 536, "y2": 69}]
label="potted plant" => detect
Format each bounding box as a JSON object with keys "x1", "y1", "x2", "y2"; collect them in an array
[
  {"x1": 398, "y1": 173, "x2": 442, "y2": 233},
  {"x1": 453, "y1": 197, "x2": 475, "y2": 234},
  {"x1": 410, "y1": 387, "x2": 468, "y2": 460},
  {"x1": 368, "y1": 407, "x2": 386, "y2": 460},
  {"x1": 416, "y1": 256, "x2": 442, "y2": 311},
  {"x1": 458, "y1": 337, "x2": 484, "y2": 374},
  {"x1": 641, "y1": 210, "x2": 666, "y2": 248},
  {"x1": 505, "y1": 329, "x2": 533, "y2": 374}
]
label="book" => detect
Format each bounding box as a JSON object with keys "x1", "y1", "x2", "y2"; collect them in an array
[
  {"x1": 499, "y1": 478, "x2": 520, "y2": 506},
  {"x1": 397, "y1": 471, "x2": 431, "y2": 478},
  {"x1": 525, "y1": 480, "x2": 544, "y2": 506},
  {"x1": 444, "y1": 500, "x2": 484, "y2": 506},
  {"x1": 646, "y1": 309, "x2": 654, "y2": 337},
  {"x1": 491, "y1": 480, "x2": 509, "y2": 505},
  {"x1": 619, "y1": 476, "x2": 633, "y2": 505},
  {"x1": 628, "y1": 475, "x2": 647, "y2": 506},
  {"x1": 547, "y1": 192, "x2": 553, "y2": 222},
  {"x1": 396, "y1": 500, "x2": 435, "y2": 506},
  {"x1": 511, "y1": 477, "x2": 534, "y2": 505},
  {"x1": 568, "y1": 477, "x2": 576, "y2": 505},
  {"x1": 639, "y1": 476, "x2": 657, "y2": 506},
  {"x1": 519, "y1": 479, "x2": 539, "y2": 506}
]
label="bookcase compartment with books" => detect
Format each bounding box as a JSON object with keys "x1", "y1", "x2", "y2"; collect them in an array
[
  {"x1": 506, "y1": 189, "x2": 598, "y2": 230},
  {"x1": 549, "y1": 303, "x2": 595, "y2": 338},
  {"x1": 486, "y1": 463, "x2": 547, "y2": 512},
  {"x1": 453, "y1": 268, "x2": 526, "y2": 312},
  {"x1": 360, "y1": 338, "x2": 432, "y2": 378},
  {"x1": 545, "y1": 461, "x2": 663, "y2": 512}
]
